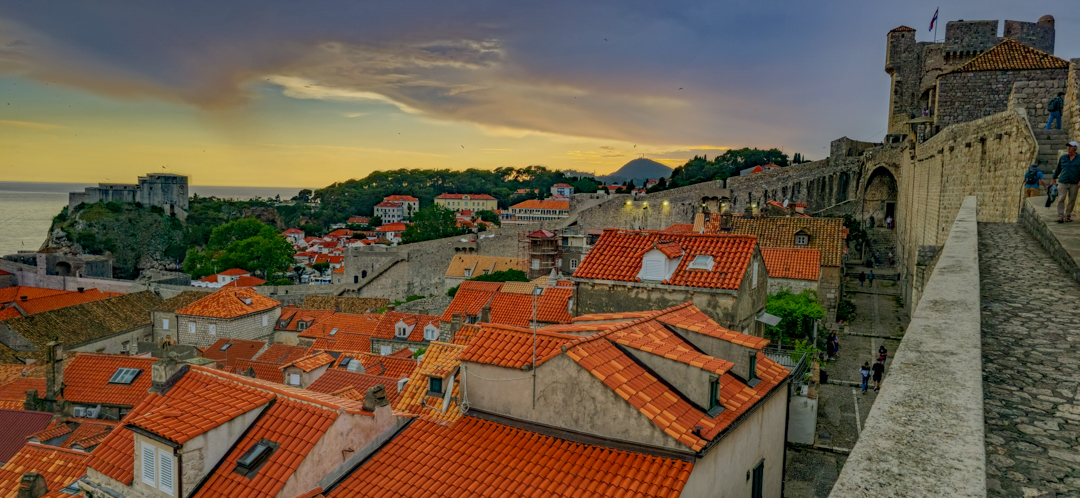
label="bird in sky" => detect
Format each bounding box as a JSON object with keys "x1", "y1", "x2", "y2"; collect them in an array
[
  {"x1": 679, "y1": 88, "x2": 683, "y2": 90},
  {"x1": 461, "y1": 145, "x2": 464, "y2": 148}
]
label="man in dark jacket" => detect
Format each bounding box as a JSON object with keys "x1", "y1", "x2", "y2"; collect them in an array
[
  {"x1": 1053, "y1": 141, "x2": 1080, "y2": 223},
  {"x1": 1047, "y1": 92, "x2": 1065, "y2": 130}
]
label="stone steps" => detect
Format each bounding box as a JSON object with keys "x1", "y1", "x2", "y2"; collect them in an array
[{"x1": 1033, "y1": 129, "x2": 1070, "y2": 174}]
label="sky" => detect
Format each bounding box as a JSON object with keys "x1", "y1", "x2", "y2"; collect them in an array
[{"x1": 1, "y1": 1, "x2": 1077, "y2": 188}]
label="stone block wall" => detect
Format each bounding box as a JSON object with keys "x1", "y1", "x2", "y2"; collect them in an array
[
  {"x1": 1065, "y1": 60, "x2": 1080, "y2": 140},
  {"x1": 936, "y1": 68, "x2": 1067, "y2": 127},
  {"x1": 176, "y1": 308, "x2": 281, "y2": 348},
  {"x1": 1009, "y1": 79, "x2": 1068, "y2": 129}
]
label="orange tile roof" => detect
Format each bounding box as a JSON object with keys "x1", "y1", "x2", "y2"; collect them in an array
[
  {"x1": 325, "y1": 416, "x2": 692, "y2": 498},
  {"x1": 58, "y1": 419, "x2": 118, "y2": 450},
  {"x1": 948, "y1": 38, "x2": 1069, "y2": 73},
  {"x1": 375, "y1": 222, "x2": 408, "y2": 232},
  {"x1": 13, "y1": 288, "x2": 119, "y2": 316},
  {"x1": 387, "y1": 347, "x2": 414, "y2": 358},
  {"x1": 384, "y1": 195, "x2": 418, "y2": 202},
  {"x1": 440, "y1": 289, "x2": 495, "y2": 323},
  {"x1": 663, "y1": 223, "x2": 695, "y2": 233},
  {"x1": 63, "y1": 354, "x2": 159, "y2": 407},
  {"x1": 127, "y1": 369, "x2": 275, "y2": 444},
  {"x1": 651, "y1": 302, "x2": 770, "y2": 349},
  {"x1": 889, "y1": 25, "x2": 916, "y2": 33},
  {"x1": 572, "y1": 311, "x2": 656, "y2": 323},
  {"x1": 0, "y1": 287, "x2": 69, "y2": 305},
  {"x1": 457, "y1": 280, "x2": 504, "y2": 292},
  {"x1": 0, "y1": 377, "x2": 46, "y2": 409},
  {"x1": 201, "y1": 338, "x2": 266, "y2": 367},
  {"x1": 356, "y1": 354, "x2": 418, "y2": 378},
  {"x1": 393, "y1": 342, "x2": 465, "y2": 424},
  {"x1": 373, "y1": 312, "x2": 440, "y2": 342},
  {"x1": 218, "y1": 268, "x2": 251, "y2": 276},
  {"x1": 283, "y1": 352, "x2": 335, "y2": 372},
  {"x1": 498, "y1": 281, "x2": 536, "y2": 294},
  {"x1": 575, "y1": 230, "x2": 757, "y2": 290},
  {"x1": 222, "y1": 275, "x2": 268, "y2": 287},
  {"x1": 278, "y1": 308, "x2": 337, "y2": 332},
  {"x1": 442, "y1": 282, "x2": 572, "y2": 327},
  {"x1": 444, "y1": 255, "x2": 524, "y2": 278},
  {"x1": 0, "y1": 443, "x2": 88, "y2": 496},
  {"x1": 306, "y1": 369, "x2": 401, "y2": 405},
  {"x1": 0, "y1": 308, "x2": 21, "y2": 321},
  {"x1": 761, "y1": 247, "x2": 821, "y2": 281},
  {"x1": 435, "y1": 193, "x2": 496, "y2": 200},
  {"x1": 228, "y1": 359, "x2": 285, "y2": 383},
  {"x1": 307, "y1": 333, "x2": 373, "y2": 356},
  {"x1": 254, "y1": 344, "x2": 308, "y2": 365},
  {"x1": 509, "y1": 199, "x2": 570, "y2": 211},
  {"x1": 450, "y1": 324, "x2": 481, "y2": 345},
  {"x1": 721, "y1": 215, "x2": 846, "y2": 267},
  {"x1": 175, "y1": 287, "x2": 280, "y2": 319},
  {"x1": 460, "y1": 324, "x2": 574, "y2": 369}
]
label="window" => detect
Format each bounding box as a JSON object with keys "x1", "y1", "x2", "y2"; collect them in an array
[
  {"x1": 234, "y1": 439, "x2": 279, "y2": 478},
  {"x1": 396, "y1": 325, "x2": 408, "y2": 338},
  {"x1": 464, "y1": 269, "x2": 472, "y2": 278},
  {"x1": 794, "y1": 234, "x2": 809, "y2": 246},
  {"x1": 330, "y1": 328, "x2": 339, "y2": 336},
  {"x1": 158, "y1": 450, "x2": 175, "y2": 494},
  {"x1": 141, "y1": 442, "x2": 156, "y2": 486},
  {"x1": 162, "y1": 319, "x2": 169, "y2": 330},
  {"x1": 262, "y1": 315, "x2": 268, "y2": 327},
  {"x1": 109, "y1": 368, "x2": 143, "y2": 385},
  {"x1": 688, "y1": 254, "x2": 714, "y2": 270},
  {"x1": 531, "y1": 259, "x2": 540, "y2": 270},
  {"x1": 748, "y1": 354, "x2": 760, "y2": 387},
  {"x1": 752, "y1": 261, "x2": 759, "y2": 289},
  {"x1": 220, "y1": 342, "x2": 232, "y2": 351},
  {"x1": 188, "y1": 322, "x2": 195, "y2": 334},
  {"x1": 339, "y1": 357, "x2": 352, "y2": 369},
  {"x1": 298, "y1": 321, "x2": 308, "y2": 331},
  {"x1": 424, "y1": 327, "x2": 439, "y2": 341},
  {"x1": 429, "y1": 376, "x2": 443, "y2": 394},
  {"x1": 208, "y1": 323, "x2": 216, "y2": 335},
  {"x1": 380, "y1": 345, "x2": 392, "y2": 355},
  {"x1": 289, "y1": 373, "x2": 301, "y2": 386},
  {"x1": 570, "y1": 259, "x2": 578, "y2": 270},
  {"x1": 642, "y1": 259, "x2": 664, "y2": 281},
  {"x1": 751, "y1": 459, "x2": 765, "y2": 498},
  {"x1": 708, "y1": 376, "x2": 721, "y2": 416}
]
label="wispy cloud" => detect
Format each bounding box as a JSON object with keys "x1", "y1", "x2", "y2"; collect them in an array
[{"x1": 0, "y1": 119, "x2": 64, "y2": 130}]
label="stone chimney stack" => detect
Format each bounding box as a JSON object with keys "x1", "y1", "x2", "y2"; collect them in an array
[
  {"x1": 363, "y1": 384, "x2": 389, "y2": 411},
  {"x1": 17, "y1": 473, "x2": 47, "y2": 498},
  {"x1": 479, "y1": 305, "x2": 491, "y2": 324},
  {"x1": 386, "y1": 304, "x2": 396, "y2": 313},
  {"x1": 149, "y1": 358, "x2": 188, "y2": 394},
  {"x1": 44, "y1": 340, "x2": 62, "y2": 401}
]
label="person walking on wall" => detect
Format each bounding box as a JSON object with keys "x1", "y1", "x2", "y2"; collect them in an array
[
  {"x1": 1047, "y1": 92, "x2": 1065, "y2": 130},
  {"x1": 1053, "y1": 141, "x2": 1080, "y2": 223},
  {"x1": 878, "y1": 344, "x2": 888, "y2": 362},
  {"x1": 872, "y1": 358, "x2": 886, "y2": 392},
  {"x1": 860, "y1": 362, "x2": 872, "y2": 394},
  {"x1": 868, "y1": 270, "x2": 875, "y2": 288},
  {"x1": 1024, "y1": 164, "x2": 1046, "y2": 198},
  {"x1": 858, "y1": 271, "x2": 866, "y2": 287}
]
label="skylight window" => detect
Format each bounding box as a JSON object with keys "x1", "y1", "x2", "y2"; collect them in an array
[
  {"x1": 109, "y1": 368, "x2": 143, "y2": 385},
  {"x1": 220, "y1": 343, "x2": 232, "y2": 351},
  {"x1": 339, "y1": 357, "x2": 352, "y2": 368},
  {"x1": 234, "y1": 439, "x2": 279, "y2": 477},
  {"x1": 329, "y1": 328, "x2": 339, "y2": 336},
  {"x1": 688, "y1": 255, "x2": 715, "y2": 271}
]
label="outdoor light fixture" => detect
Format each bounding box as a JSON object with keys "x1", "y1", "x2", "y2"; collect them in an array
[
  {"x1": 626, "y1": 200, "x2": 632, "y2": 206},
  {"x1": 662, "y1": 200, "x2": 669, "y2": 206},
  {"x1": 643, "y1": 201, "x2": 648, "y2": 207},
  {"x1": 752, "y1": 203, "x2": 757, "y2": 208}
]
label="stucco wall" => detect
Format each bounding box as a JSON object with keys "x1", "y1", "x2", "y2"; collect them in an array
[{"x1": 179, "y1": 405, "x2": 266, "y2": 496}]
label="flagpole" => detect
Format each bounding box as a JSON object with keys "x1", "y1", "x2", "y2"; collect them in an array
[{"x1": 934, "y1": 7, "x2": 939, "y2": 42}]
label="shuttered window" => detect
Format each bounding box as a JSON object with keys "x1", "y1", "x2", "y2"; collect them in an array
[
  {"x1": 643, "y1": 259, "x2": 663, "y2": 281},
  {"x1": 140, "y1": 442, "x2": 156, "y2": 486},
  {"x1": 188, "y1": 322, "x2": 195, "y2": 334},
  {"x1": 158, "y1": 450, "x2": 174, "y2": 494},
  {"x1": 162, "y1": 319, "x2": 169, "y2": 330},
  {"x1": 208, "y1": 324, "x2": 216, "y2": 335}
]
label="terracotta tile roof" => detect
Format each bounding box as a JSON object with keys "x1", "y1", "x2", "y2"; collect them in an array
[
  {"x1": 393, "y1": 342, "x2": 465, "y2": 424},
  {"x1": 277, "y1": 308, "x2": 336, "y2": 332},
  {"x1": 307, "y1": 334, "x2": 373, "y2": 357},
  {"x1": 536, "y1": 286, "x2": 573, "y2": 323},
  {"x1": 306, "y1": 370, "x2": 401, "y2": 405},
  {"x1": 58, "y1": 419, "x2": 118, "y2": 450},
  {"x1": 0, "y1": 443, "x2": 88, "y2": 496},
  {"x1": 435, "y1": 193, "x2": 496, "y2": 200},
  {"x1": 0, "y1": 287, "x2": 69, "y2": 305},
  {"x1": 510, "y1": 199, "x2": 569, "y2": 211},
  {"x1": 387, "y1": 347, "x2": 414, "y2": 358},
  {"x1": 457, "y1": 280, "x2": 504, "y2": 292},
  {"x1": 442, "y1": 282, "x2": 572, "y2": 327},
  {"x1": 201, "y1": 338, "x2": 266, "y2": 367},
  {"x1": 889, "y1": 25, "x2": 916, "y2": 33},
  {"x1": 761, "y1": 247, "x2": 821, "y2": 281},
  {"x1": 444, "y1": 255, "x2": 524, "y2": 278},
  {"x1": 663, "y1": 223, "x2": 695, "y2": 233},
  {"x1": 0, "y1": 377, "x2": 46, "y2": 409},
  {"x1": 293, "y1": 487, "x2": 324, "y2": 498},
  {"x1": 127, "y1": 370, "x2": 275, "y2": 444},
  {"x1": 63, "y1": 354, "x2": 157, "y2": 407},
  {"x1": 460, "y1": 324, "x2": 574, "y2": 368},
  {"x1": 176, "y1": 287, "x2": 280, "y2": 319},
  {"x1": 11, "y1": 289, "x2": 119, "y2": 316},
  {"x1": 254, "y1": 344, "x2": 308, "y2": 365},
  {"x1": 356, "y1": 354, "x2": 418, "y2": 379},
  {"x1": 300, "y1": 296, "x2": 389, "y2": 314},
  {"x1": 573, "y1": 311, "x2": 657, "y2": 323},
  {"x1": 948, "y1": 38, "x2": 1069, "y2": 73},
  {"x1": 0, "y1": 308, "x2": 21, "y2": 322},
  {"x1": 227, "y1": 359, "x2": 285, "y2": 383},
  {"x1": 375, "y1": 222, "x2": 408, "y2": 232},
  {"x1": 721, "y1": 216, "x2": 846, "y2": 267},
  {"x1": 451, "y1": 324, "x2": 481, "y2": 345},
  {"x1": 27, "y1": 422, "x2": 72, "y2": 446},
  {"x1": 325, "y1": 416, "x2": 692, "y2": 498},
  {"x1": 374, "y1": 201, "x2": 401, "y2": 208},
  {"x1": 155, "y1": 290, "x2": 212, "y2": 312},
  {"x1": 384, "y1": 195, "x2": 418, "y2": 202},
  {"x1": 283, "y1": 352, "x2": 335, "y2": 372},
  {"x1": 652, "y1": 302, "x2": 769, "y2": 349},
  {"x1": 498, "y1": 281, "x2": 536, "y2": 294},
  {"x1": 0, "y1": 365, "x2": 44, "y2": 387},
  {"x1": 222, "y1": 275, "x2": 268, "y2": 287},
  {"x1": 575, "y1": 230, "x2": 757, "y2": 290},
  {"x1": 1, "y1": 291, "x2": 162, "y2": 359},
  {"x1": 218, "y1": 268, "x2": 251, "y2": 276},
  {"x1": 0, "y1": 409, "x2": 52, "y2": 462},
  {"x1": 373, "y1": 312, "x2": 440, "y2": 342}
]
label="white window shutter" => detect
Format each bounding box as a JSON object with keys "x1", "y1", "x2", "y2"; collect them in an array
[
  {"x1": 262, "y1": 315, "x2": 268, "y2": 327},
  {"x1": 162, "y1": 319, "x2": 169, "y2": 330},
  {"x1": 158, "y1": 450, "x2": 174, "y2": 494},
  {"x1": 209, "y1": 323, "x2": 216, "y2": 335},
  {"x1": 290, "y1": 373, "x2": 301, "y2": 385},
  {"x1": 140, "y1": 442, "x2": 156, "y2": 486}
]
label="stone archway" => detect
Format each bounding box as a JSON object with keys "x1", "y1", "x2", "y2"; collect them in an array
[{"x1": 863, "y1": 167, "x2": 898, "y2": 228}]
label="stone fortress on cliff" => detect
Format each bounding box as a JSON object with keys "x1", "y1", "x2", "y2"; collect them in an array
[{"x1": 68, "y1": 173, "x2": 190, "y2": 220}]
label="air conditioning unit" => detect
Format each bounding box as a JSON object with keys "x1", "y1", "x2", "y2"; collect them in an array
[
  {"x1": 84, "y1": 405, "x2": 101, "y2": 419},
  {"x1": 72, "y1": 406, "x2": 86, "y2": 418}
]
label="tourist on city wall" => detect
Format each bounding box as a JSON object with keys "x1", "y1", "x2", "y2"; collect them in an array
[
  {"x1": 868, "y1": 270, "x2": 875, "y2": 287},
  {"x1": 1047, "y1": 92, "x2": 1065, "y2": 130},
  {"x1": 1024, "y1": 164, "x2": 1045, "y2": 198},
  {"x1": 860, "y1": 362, "x2": 872, "y2": 394},
  {"x1": 885, "y1": 215, "x2": 894, "y2": 229},
  {"x1": 878, "y1": 344, "x2": 888, "y2": 362},
  {"x1": 1052, "y1": 141, "x2": 1080, "y2": 223},
  {"x1": 858, "y1": 271, "x2": 866, "y2": 287},
  {"x1": 872, "y1": 358, "x2": 886, "y2": 392}
]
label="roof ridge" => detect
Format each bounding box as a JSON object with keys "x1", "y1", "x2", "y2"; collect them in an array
[
  {"x1": 560, "y1": 302, "x2": 695, "y2": 350},
  {"x1": 191, "y1": 365, "x2": 367, "y2": 414},
  {"x1": 479, "y1": 323, "x2": 578, "y2": 340},
  {"x1": 24, "y1": 441, "x2": 90, "y2": 456},
  {"x1": 946, "y1": 38, "x2": 1068, "y2": 74}
]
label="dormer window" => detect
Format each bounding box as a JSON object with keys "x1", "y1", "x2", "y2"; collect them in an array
[
  {"x1": 220, "y1": 343, "x2": 232, "y2": 351},
  {"x1": 424, "y1": 326, "x2": 439, "y2": 341},
  {"x1": 707, "y1": 375, "x2": 723, "y2": 417},
  {"x1": 109, "y1": 368, "x2": 143, "y2": 385},
  {"x1": 297, "y1": 321, "x2": 308, "y2": 331},
  {"x1": 428, "y1": 376, "x2": 444, "y2": 395},
  {"x1": 396, "y1": 326, "x2": 408, "y2": 338},
  {"x1": 464, "y1": 269, "x2": 472, "y2": 278},
  {"x1": 794, "y1": 232, "x2": 810, "y2": 246},
  {"x1": 688, "y1": 255, "x2": 715, "y2": 271},
  {"x1": 747, "y1": 354, "x2": 760, "y2": 387},
  {"x1": 234, "y1": 439, "x2": 279, "y2": 478}
]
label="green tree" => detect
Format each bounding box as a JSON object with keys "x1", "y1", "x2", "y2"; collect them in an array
[
  {"x1": 369, "y1": 215, "x2": 382, "y2": 227},
  {"x1": 312, "y1": 262, "x2": 330, "y2": 274},
  {"x1": 293, "y1": 189, "x2": 313, "y2": 203},
  {"x1": 765, "y1": 289, "x2": 825, "y2": 346},
  {"x1": 183, "y1": 218, "x2": 295, "y2": 279},
  {"x1": 401, "y1": 205, "x2": 467, "y2": 244},
  {"x1": 474, "y1": 210, "x2": 502, "y2": 226}
]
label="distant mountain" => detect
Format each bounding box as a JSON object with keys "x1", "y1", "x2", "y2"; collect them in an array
[{"x1": 600, "y1": 158, "x2": 673, "y2": 184}]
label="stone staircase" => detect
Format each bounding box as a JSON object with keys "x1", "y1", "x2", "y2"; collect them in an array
[
  {"x1": 865, "y1": 228, "x2": 898, "y2": 268},
  {"x1": 1033, "y1": 128, "x2": 1069, "y2": 174}
]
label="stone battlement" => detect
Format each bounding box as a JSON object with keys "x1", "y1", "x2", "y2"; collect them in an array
[{"x1": 68, "y1": 173, "x2": 189, "y2": 220}]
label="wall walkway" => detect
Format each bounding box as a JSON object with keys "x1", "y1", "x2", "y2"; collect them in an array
[{"x1": 830, "y1": 196, "x2": 984, "y2": 497}]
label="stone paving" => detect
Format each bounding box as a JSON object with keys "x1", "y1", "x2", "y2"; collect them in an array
[{"x1": 980, "y1": 223, "x2": 1080, "y2": 497}]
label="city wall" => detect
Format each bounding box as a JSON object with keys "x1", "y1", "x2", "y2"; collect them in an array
[
  {"x1": 1065, "y1": 60, "x2": 1080, "y2": 140},
  {"x1": 936, "y1": 68, "x2": 1067, "y2": 127}
]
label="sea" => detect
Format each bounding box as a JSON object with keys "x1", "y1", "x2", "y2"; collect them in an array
[{"x1": 0, "y1": 182, "x2": 306, "y2": 257}]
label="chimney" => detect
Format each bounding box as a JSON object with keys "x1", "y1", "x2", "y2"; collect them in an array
[
  {"x1": 479, "y1": 305, "x2": 491, "y2": 324},
  {"x1": 149, "y1": 358, "x2": 188, "y2": 394},
  {"x1": 386, "y1": 304, "x2": 395, "y2": 313},
  {"x1": 363, "y1": 384, "x2": 389, "y2": 411},
  {"x1": 77, "y1": 287, "x2": 84, "y2": 293},
  {"x1": 20, "y1": 296, "x2": 27, "y2": 302},
  {"x1": 241, "y1": 297, "x2": 252, "y2": 305},
  {"x1": 44, "y1": 340, "x2": 62, "y2": 401},
  {"x1": 17, "y1": 473, "x2": 47, "y2": 498},
  {"x1": 450, "y1": 313, "x2": 463, "y2": 334}
]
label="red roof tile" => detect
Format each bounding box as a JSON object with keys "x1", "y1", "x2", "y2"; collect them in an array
[
  {"x1": 12, "y1": 289, "x2": 119, "y2": 316},
  {"x1": 201, "y1": 338, "x2": 266, "y2": 367},
  {"x1": 383, "y1": 195, "x2": 418, "y2": 202},
  {"x1": 227, "y1": 359, "x2": 285, "y2": 383},
  {"x1": 435, "y1": 193, "x2": 497, "y2": 200},
  {"x1": 0, "y1": 409, "x2": 52, "y2": 462},
  {"x1": 306, "y1": 370, "x2": 401, "y2": 405},
  {"x1": 0, "y1": 287, "x2": 69, "y2": 305},
  {"x1": 62, "y1": 354, "x2": 158, "y2": 407},
  {"x1": 283, "y1": 352, "x2": 335, "y2": 372},
  {"x1": 372, "y1": 312, "x2": 439, "y2": 342},
  {"x1": 662, "y1": 223, "x2": 695, "y2": 233},
  {"x1": 460, "y1": 324, "x2": 574, "y2": 369},
  {"x1": 393, "y1": 342, "x2": 465, "y2": 424},
  {"x1": 325, "y1": 417, "x2": 692, "y2": 498},
  {"x1": 0, "y1": 377, "x2": 46, "y2": 409},
  {"x1": 175, "y1": 287, "x2": 280, "y2": 319},
  {"x1": 254, "y1": 344, "x2": 308, "y2": 365},
  {"x1": 575, "y1": 230, "x2": 757, "y2": 290},
  {"x1": 58, "y1": 419, "x2": 119, "y2": 451},
  {"x1": 761, "y1": 247, "x2": 821, "y2": 281},
  {"x1": 720, "y1": 216, "x2": 846, "y2": 267},
  {"x1": 356, "y1": 354, "x2": 417, "y2": 379},
  {"x1": 0, "y1": 443, "x2": 87, "y2": 496},
  {"x1": 510, "y1": 199, "x2": 569, "y2": 211},
  {"x1": 375, "y1": 222, "x2": 408, "y2": 232},
  {"x1": 948, "y1": 38, "x2": 1069, "y2": 73},
  {"x1": 221, "y1": 275, "x2": 268, "y2": 287}
]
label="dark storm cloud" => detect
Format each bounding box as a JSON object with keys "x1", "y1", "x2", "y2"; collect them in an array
[{"x1": 1, "y1": 0, "x2": 1076, "y2": 153}]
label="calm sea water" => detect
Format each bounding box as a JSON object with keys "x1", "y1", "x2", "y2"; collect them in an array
[{"x1": 0, "y1": 182, "x2": 306, "y2": 257}]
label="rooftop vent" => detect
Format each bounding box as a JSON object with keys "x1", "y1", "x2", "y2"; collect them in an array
[{"x1": 241, "y1": 297, "x2": 253, "y2": 305}]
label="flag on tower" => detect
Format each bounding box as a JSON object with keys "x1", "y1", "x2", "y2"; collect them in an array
[{"x1": 929, "y1": 8, "x2": 939, "y2": 32}]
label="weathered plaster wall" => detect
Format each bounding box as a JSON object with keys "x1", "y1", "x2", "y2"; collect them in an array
[
  {"x1": 766, "y1": 277, "x2": 817, "y2": 296},
  {"x1": 180, "y1": 405, "x2": 266, "y2": 495}
]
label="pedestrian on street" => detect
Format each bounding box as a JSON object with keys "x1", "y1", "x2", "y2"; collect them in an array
[
  {"x1": 1052, "y1": 141, "x2": 1080, "y2": 223},
  {"x1": 860, "y1": 362, "x2": 872, "y2": 394},
  {"x1": 872, "y1": 358, "x2": 886, "y2": 392},
  {"x1": 888, "y1": 252, "x2": 895, "y2": 266},
  {"x1": 858, "y1": 271, "x2": 866, "y2": 287},
  {"x1": 886, "y1": 216, "x2": 893, "y2": 229},
  {"x1": 1024, "y1": 164, "x2": 1045, "y2": 198},
  {"x1": 868, "y1": 270, "x2": 875, "y2": 287},
  {"x1": 1047, "y1": 92, "x2": 1065, "y2": 130},
  {"x1": 878, "y1": 344, "x2": 888, "y2": 362}
]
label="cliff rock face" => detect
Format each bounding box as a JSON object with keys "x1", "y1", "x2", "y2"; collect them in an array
[{"x1": 48, "y1": 203, "x2": 187, "y2": 279}]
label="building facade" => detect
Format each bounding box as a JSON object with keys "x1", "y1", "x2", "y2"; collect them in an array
[{"x1": 434, "y1": 194, "x2": 498, "y2": 212}]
